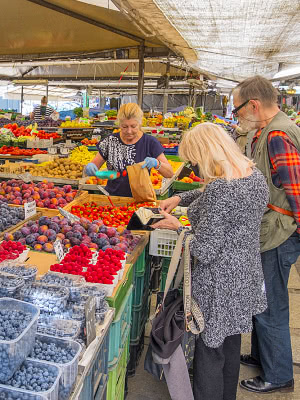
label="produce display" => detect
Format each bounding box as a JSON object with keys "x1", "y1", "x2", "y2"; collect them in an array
[
  {"x1": 179, "y1": 171, "x2": 201, "y2": 183},
  {"x1": 32, "y1": 130, "x2": 61, "y2": 140},
  {"x1": 4, "y1": 360, "x2": 59, "y2": 393},
  {"x1": 0, "y1": 241, "x2": 27, "y2": 262},
  {"x1": 69, "y1": 146, "x2": 96, "y2": 165},
  {"x1": 0, "y1": 201, "x2": 25, "y2": 231},
  {"x1": 70, "y1": 201, "x2": 154, "y2": 227},
  {"x1": 0, "y1": 264, "x2": 37, "y2": 283},
  {"x1": 4, "y1": 124, "x2": 32, "y2": 138},
  {"x1": 150, "y1": 160, "x2": 182, "y2": 189},
  {"x1": 20, "y1": 283, "x2": 69, "y2": 314},
  {"x1": 27, "y1": 159, "x2": 83, "y2": 179},
  {"x1": 60, "y1": 120, "x2": 91, "y2": 128},
  {"x1": 85, "y1": 177, "x2": 107, "y2": 185},
  {"x1": 0, "y1": 147, "x2": 47, "y2": 156},
  {"x1": 81, "y1": 138, "x2": 98, "y2": 146},
  {"x1": 8, "y1": 214, "x2": 140, "y2": 253},
  {"x1": 0, "y1": 180, "x2": 77, "y2": 208},
  {"x1": 30, "y1": 337, "x2": 77, "y2": 365},
  {"x1": 0, "y1": 273, "x2": 24, "y2": 297}
]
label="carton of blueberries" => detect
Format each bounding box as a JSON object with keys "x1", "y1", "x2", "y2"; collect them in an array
[
  {"x1": 29, "y1": 334, "x2": 81, "y2": 400},
  {"x1": 20, "y1": 283, "x2": 69, "y2": 314},
  {"x1": 39, "y1": 272, "x2": 85, "y2": 302},
  {"x1": 0, "y1": 298, "x2": 40, "y2": 382},
  {"x1": 0, "y1": 272, "x2": 25, "y2": 298},
  {"x1": 1, "y1": 359, "x2": 61, "y2": 400},
  {"x1": 0, "y1": 386, "x2": 47, "y2": 399},
  {"x1": 37, "y1": 316, "x2": 81, "y2": 340},
  {"x1": 0, "y1": 262, "x2": 38, "y2": 283}
]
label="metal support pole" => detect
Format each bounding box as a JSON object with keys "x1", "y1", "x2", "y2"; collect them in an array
[
  {"x1": 46, "y1": 85, "x2": 49, "y2": 98},
  {"x1": 20, "y1": 86, "x2": 24, "y2": 114},
  {"x1": 137, "y1": 42, "x2": 145, "y2": 108},
  {"x1": 163, "y1": 61, "x2": 170, "y2": 115}
]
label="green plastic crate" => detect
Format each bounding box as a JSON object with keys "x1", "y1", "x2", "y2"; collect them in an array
[
  {"x1": 172, "y1": 180, "x2": 202, "y2": 191},
  {"x1": 107, "y1": 264, "x2": 134, "y2": 316},
  {"x1": 156, "y1": 187, "x2": 174, "y2": 200},
  {"x1": 160, "y1": 258, "x2": 171, "y2": 291},
  {"x1": 131, "y1": 290, "x2": 151, "y2": 341},
  {"x1": 106, "y1": 334, "x2": 130, "y2": 400},
  {"x1": 166, "y1": 155, "x2": 182, "y2": 162},
  {"x1": 134, "y1": 248, "x2": 146, "y2": 275},
  {"x1": 108, "y1": 285, "x2": 133, "y2": 364},
  {"x1": 132, "y1": 255, "x2": 151, "y2": 309}
]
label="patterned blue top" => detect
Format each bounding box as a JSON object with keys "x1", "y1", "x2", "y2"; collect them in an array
[
  {"x1": 97, "y1": 133, "x2": 164, "y2": 197},
  {"x1": 178, "y1": 168, "x2": 269, "y2": 347}
]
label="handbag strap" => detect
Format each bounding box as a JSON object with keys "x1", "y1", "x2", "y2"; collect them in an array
[
  {"x1": 162, "y1": 230, "x2": 185, "y2": 304},
  {"x1": 183, "y1": 235, "x2": 205, "y2": 334}
]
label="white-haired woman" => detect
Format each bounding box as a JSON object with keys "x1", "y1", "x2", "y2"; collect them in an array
[
  {"x1": 85, "y1": 103, "x2": 173, "y2": 197},
  {"x1": 152, "y1": 122, "x2": 269, "y2": 400}
]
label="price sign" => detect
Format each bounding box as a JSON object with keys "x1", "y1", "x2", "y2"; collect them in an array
[
  {"x1": 91, "y1": 251, "x2": 98, "y2": 264},
  {"x1": 92, "y1": 135, "x2": 101, "y2": 141},
  {"x1": 17, "y1": 172, "x2": 33, "y2": 183},
  {"x1": 85, "y1": 296, "x2": 96, "y2": 346},
  {"x1": 53, "y1": 239, "x2": 64, "y2": 262},
  {"x1": 58, "y1": 207, "x2": 80, "y2": 223},
  {"x1": 24, "y1": 201, "x2": 36, "y2": 219}
]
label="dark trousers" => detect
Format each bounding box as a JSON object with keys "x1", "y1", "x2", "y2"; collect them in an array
[
  {"x1": 193, "y1": 334, "x2": 241, "y2": 400},
  {"x1": 251, "y1": 232, "x2": 300, "y2": 384}
]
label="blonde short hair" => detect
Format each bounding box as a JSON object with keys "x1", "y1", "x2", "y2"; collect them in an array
[
  {"x1": 179, "y1": 122, "x2": 254, "y2": 185},
  {"x1": 117, "y1": 103, "x2": 143, "y2": 125},
  {"x1": 41, "y1": 96, "x2": 48, "y2": 105}
]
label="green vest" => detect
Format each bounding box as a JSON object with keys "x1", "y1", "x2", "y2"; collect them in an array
[{"x1": 252, "y1": 111, "x2": 300, "y2": 252}]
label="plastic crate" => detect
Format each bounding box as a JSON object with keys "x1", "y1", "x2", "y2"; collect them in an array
[
  {"x1": 0, "y1": 272, "x2": 25, "y2": 297},
  {"x1": 108, "y1": 286, "x2": 133, "y2": 364},
  {"x1": 149, "y1": 229, "x2": 178, "y2": 257},
  {"x1": 78, "y1": 326, "x2": 110, "y2": 400},
  {"x1": 163, "y1": 146, "x2": 178, "y2": 155},
  {"x1": 0, "y1": 386, "x2": 47, "y2": 399},
  {"x1": 134, "y1": 248, "x2": 146, "y2": 275},
  {"x1": 106, "y1": 334, "x2": 129, "y2": 400},
  {"x1": 132, "y1": 256, "x2": 151, "y2": 309},
  {"x1": 30, "y1": 334, "x2": 82, "y2": 400},
  {"x1": 0, "y1": 298, "x2": 40, "y2": 382},
  {"x1": 131, "y1": 289, "x2": 151, "y2": 342},
  {"x1": 106, "y1": 264, "x2": 134, "y2": 316},
  {"x1": 127, "y1": 327, "x2": 145, "y2": 377},
  {"x1": 4, "y1": 358, "x2": 62, "y2": 400}
]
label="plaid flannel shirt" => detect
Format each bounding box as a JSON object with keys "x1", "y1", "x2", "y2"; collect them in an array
[{"x1": 252, "y1": 130, "x2": 300, "y2": 234}]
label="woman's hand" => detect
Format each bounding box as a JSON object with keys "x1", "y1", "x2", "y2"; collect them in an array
[
  {"x1": 85, "y1": 162, "x2": 98, "y2": 176},
  {"x1": 142, "y1": 157, "x2": 158, "y2": 170},
  {"x1": 151, "y1": 210, "x2": 181, "y2": 231},
  {"x1": 159, "y1": 196, "x2": 181, "y2": 213}
]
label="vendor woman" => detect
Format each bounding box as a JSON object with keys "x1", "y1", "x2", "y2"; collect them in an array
[{"x1": 85, "y1": 103, "x2": 174, "y2": 197}]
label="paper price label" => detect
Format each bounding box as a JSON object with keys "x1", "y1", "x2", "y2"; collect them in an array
[
  {"x1": 92, "y1": 251, "x2": 98, "y2": 264},
  {"x1": 53, "y1": 239, "x2": 64, "y2": 262},
  {"x1": 18, "y1": 172, "x2": 33, "y2": 183},
  {"x1": 85, "y1": 296, "x2": 96, "y2": 346},
  {"x1": 24, "y1": 201, "x2": 36, "y2": 219}
]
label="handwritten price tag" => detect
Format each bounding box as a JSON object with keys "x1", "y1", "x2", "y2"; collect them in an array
[
  {"x1": 24, "y1": 201, "x2": 36, "y2": 219},
  {"x1": 53, "y1": 239, "x2": 64, "y2": 262}
]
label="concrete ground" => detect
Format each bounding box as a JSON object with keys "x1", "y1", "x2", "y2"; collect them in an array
[{"x1": 127, "y1": 263, "x2": 300, "y2": 400}]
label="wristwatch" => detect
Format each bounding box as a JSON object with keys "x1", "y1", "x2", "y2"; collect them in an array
[{"x1": 155, "y1": 160, "x2": 162, "y2": 170}]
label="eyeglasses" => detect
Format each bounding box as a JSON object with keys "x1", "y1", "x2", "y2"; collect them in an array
[{"x1": 232, "y1": 99, "x2": 259, "y2": 116}]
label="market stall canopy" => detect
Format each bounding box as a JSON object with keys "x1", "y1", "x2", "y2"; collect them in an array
[
  {"x1": 0, "y1": 0, "x2": 162, "y2": 58},
  {"x1": 117, "y1": 0, "x2": 300, "y2": 82}
]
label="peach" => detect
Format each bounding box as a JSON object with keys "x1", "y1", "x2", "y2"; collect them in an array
[
  {"x1": 39, "y1": 225, "x2": 48, "y2": 234},
  {"x1": 51, "y1": 198, "x2": 58, "y2": 205},
  {"x1": 34, "y1": 243, "x2": 43, "y2": 251},
  {"x1": 38, "y1": 235, "x2": 48, "y2": 244}
]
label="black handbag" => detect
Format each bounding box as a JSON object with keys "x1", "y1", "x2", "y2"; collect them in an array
[{"x1": 144, "y1": 232, "x2": 204, "y2": 382}]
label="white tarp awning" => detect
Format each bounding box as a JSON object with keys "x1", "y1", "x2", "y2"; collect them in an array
[{"x1": 124, "y1": 0, "x2": 300, "y2": 82}]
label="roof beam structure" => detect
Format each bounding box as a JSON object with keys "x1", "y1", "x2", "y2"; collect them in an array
[{"x1": 26, "y1": 0, "x2": 144, "y2": 43}]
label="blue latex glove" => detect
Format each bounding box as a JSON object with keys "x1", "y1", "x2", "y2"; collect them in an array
[
  {"x1": 85, "y1": 162, "x2": 99, "y2": 176},
  {"x1": 142, "y1": 157, "x2": 158, "y2": 170}
]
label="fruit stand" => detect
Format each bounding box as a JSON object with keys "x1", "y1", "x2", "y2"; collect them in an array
[{"x1": 0, "y1": 114, "x2": 196, "y2": 400}]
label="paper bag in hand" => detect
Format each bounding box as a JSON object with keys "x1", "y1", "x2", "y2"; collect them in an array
[{"x1": 127, "y1": 162, "x2": 157, "y2": 203}]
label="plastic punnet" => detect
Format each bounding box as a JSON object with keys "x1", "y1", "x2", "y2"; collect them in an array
[
  {"x1": 30, "y1": 334, "x2": 81, "y2": 400},
  {"x1": 0, "y1": 386, "x2": 47, "y2": 399},
  {"x1": 0, "y1": 298, "x2": 39, "y2": 382}
]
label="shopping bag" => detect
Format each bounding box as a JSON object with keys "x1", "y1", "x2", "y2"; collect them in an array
[{"x1": 126, "y1": 162, "x2": 157, "y2": 203}]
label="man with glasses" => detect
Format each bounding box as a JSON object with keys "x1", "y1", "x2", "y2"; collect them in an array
[{"x1": 232, "y1": 75, "x2": 300, "y2": 394}]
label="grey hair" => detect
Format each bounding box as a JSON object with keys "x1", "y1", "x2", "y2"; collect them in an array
[{"x1": 234, "y1": 75, "x2": 279, "y2": 106}]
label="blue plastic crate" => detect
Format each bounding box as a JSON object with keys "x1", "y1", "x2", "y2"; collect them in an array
[
  {"x1": 78, "y1": 326, "x2": 110, "y2": 400},
  {"x1": 108, "y1": 286, "x2": 133, "y2": 364},
  {"x1": 163, "y1": 146, "x2": 178, "y2": 155}
]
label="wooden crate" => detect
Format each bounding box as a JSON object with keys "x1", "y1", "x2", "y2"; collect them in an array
[
  {"x1": 0, "y1": 211, "x2": 43, "y2": 240},
  {"x1": 8, "y1": 190, "x2": 88, "y2": 218},
  {"x1": 63, "y1": 193, "x2": 141, "y2": 212}
]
